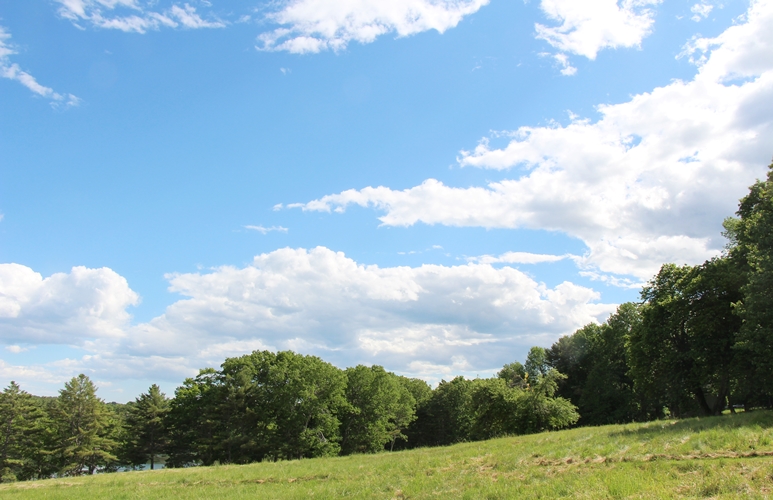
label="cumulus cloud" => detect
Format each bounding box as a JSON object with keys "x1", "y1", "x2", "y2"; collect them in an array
[
  {"x1": 55, "y1": 0, "x2": 225, "y2": 33},
  {"x1": 536, "y1": 0, "x2": 661, "y2": 60},
  {"x1": 0, "y1": 264, "x2": 139, "y2": 344},
  {"x1": 0, "y1": 250, "x2": 613, "y2": 388},
  {"x1": 534, "y1": 0, "x2": 661, "y2": 74},
  {"x1": 257, "y1": 0, "x2": 489, "y2": 53},
  {"x1": 123, "y1": 247, "x2": 612, "y2": 372},
  {"x1": 0, "y1": 26, "x2": 80, "y2": 107},
  {"x1": 292, "y1": 0, "x2": 773, "y2": 281}
]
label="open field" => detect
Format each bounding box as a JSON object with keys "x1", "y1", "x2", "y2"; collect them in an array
[{"x1": 3, "y1": 411, "x2": 773, "y2": 499}]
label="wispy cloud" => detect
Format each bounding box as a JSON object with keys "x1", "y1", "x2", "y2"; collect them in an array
[
  {"x1": 244, "y1": 225, "x2": 289, "y2": 234},
  {"x1": 551, "y1": 52, "x2": 577, "y2": 76},
  {"x1": 397, "y1": 245, "x2": 445, "y2": 256},
  {"x1": 0, "y1": 26, "x2": 80, "y2": 108},
  {"x1": 55, "y1": 1, "x2": 225, "y2": 33},
  {"x1": 257, "y1": 0, "x2": 490, "y2": 54},
  {"x1": 469, "y1": 252, "x2": 571, "y2": 265},
  {"x1": 691, "y1": 2, "x2": 714, "y2": 22}
]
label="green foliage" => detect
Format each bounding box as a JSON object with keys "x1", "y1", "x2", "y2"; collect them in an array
[
  {"x1": 52, "y1": 374, "x2": 118, "y2": 476},
  {"x1": 121, "y1": 385, "x2": 170, "y2": 470},
  {"x1": 225, "y1": 350, "x2": 347, "y2": 461},
  {"x1": 468, "y1": 374, "x2": 578, "y2": 440},
  {"x1": 340, "y1": 365, "x2": 416, "y2": 454},
  {"x1": 512, "y1": 369, "x2": 579, "y2": 434},
  {"x1": 497, "y1": 361, "x2": 528, "y2": 389},
  {"x1": 165, "y1": 368, "x2": 220, "y2": 467},
  {"x1": 397, "y1": 377, "x2": 432, "y2": 406},
  {"x1": 167, "y1": 351, "x2": 348, "y2": 466},
  {"x1": 547, "y1": 323, "x2": 598, "y2": 406},
  {"x1": 407, "y1": 376, "x2": 475, "y2": 447},
  {"x1": 409, "y1": 367, "x2": 578, "y2": 447},
  {"x1": 0, "y1": 382, "x2": 51, "y2": 482},
  {"x1": 630, "y1": 257, "x2": 744, "y2": 417},
  {"x1": 579, "y1": 302, "x2": 642, "y2": 424},
  {"x1": 525, "y1": 346, "x2": 550, "y2": 380},
  {"x1": 729, "y1": 162, "x2": 773, "y2": 401},
  {"x1": 546, "y1": 304, "x2": 642, "y2": 426}
]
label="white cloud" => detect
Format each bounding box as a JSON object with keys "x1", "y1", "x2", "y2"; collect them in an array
[
  {"x1": 0, "y1": 250, "x2": 614, "y2": 389},
  {"x1": 292, "y1": 0, "x2": 773, "y2": 281},
  {"x1": 552, "y1": 52, "x2": 577, "y2": 76},
  {"x1": 536, "y1": 0, "x2": 661, "y2": 60},
  {"x1": 55, "y1": 0, "x2": 225, "y2": 33},
  {"x1": 683, "y1": 0, "x2": 773, "y2": 83},
  {"x1": 4, "y1": 345, "x2": 28, "y2": 353},
  {"x1": 127, "y1": 247, "x2": 611, "y2": 360},
  {"x1": 691, "y1": 2, "x2": 714, "y2": 22},
  {"x1": 0, "y1": 26, "x2": 80, "y2": 107},
  {"x1": 0, "y1": 359, "x2": 66, "y2": 386},
  {"x1": 244, "y1": 225, "x2": 289, "y2": 234},
  {"x1": 257, "y1": 0, "x2": 490, "y2": 53},
  {"x1": 0, "y1": 264, "x2": 139, "y2": 344},
  {"x1": 470, "y1": 252, "x2": 571, "y2": 265}
]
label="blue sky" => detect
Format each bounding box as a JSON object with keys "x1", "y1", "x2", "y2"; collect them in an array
[{"x1": 1, "y1": 0, "x2": 772, "y2": 401}]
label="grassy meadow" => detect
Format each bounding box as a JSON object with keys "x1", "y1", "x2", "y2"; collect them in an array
[{"x1": 3, "y1": 411, "x2": 773, "y2": 499}]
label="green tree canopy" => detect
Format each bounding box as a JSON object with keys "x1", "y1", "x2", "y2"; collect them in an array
[
  {"x1": 0, "y1": 382, "x2": 49, "y2": 482},
  {"x1": 629, "y1": 258, "x2": 743, "y2": 417},
  {"x1": 121, "y1": 384, "x2": 170, "y2": 470},
  {"x1": 52, "y1": 374, "x2": 118, "y2": 475},
  {"x1": 727, "y1": 162, "x2": 773, "y2": 401},
  {"x1": 340, "y1": 365, "x2": 416, "y2": 454}
]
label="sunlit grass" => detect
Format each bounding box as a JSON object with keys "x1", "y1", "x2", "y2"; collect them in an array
[{"x1": 3, "y1": 411, "x2": 773, "y2": 498}]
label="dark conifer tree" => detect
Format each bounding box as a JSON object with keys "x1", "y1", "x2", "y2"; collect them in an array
[
  {"x1": 121, "y1": 385, "x2": 170, "y2": 470},
  {"x1": 52, "y1": 374, "x2": 118, "y2": 475}
]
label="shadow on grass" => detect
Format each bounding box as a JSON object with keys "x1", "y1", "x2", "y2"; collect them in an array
[{"x1": 607, "y1": 410, "x2": 773, "y2": 439}]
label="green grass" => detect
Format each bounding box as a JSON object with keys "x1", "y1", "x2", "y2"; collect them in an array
[{"x1": 4, "y1": 411, "x2": 773, "y2": 499}]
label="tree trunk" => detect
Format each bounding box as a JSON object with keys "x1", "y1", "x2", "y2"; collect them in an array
[
  {"x1": 693, "y1": 387, "x2": 712, "y2": 416},
  {"x1": 711, "y1": 377, "x2": 730, "y2": 416}
]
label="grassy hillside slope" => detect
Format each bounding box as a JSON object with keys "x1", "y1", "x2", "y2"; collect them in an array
[{"x1": 3, "y1": 411, "x2": 773, "y2": 499}]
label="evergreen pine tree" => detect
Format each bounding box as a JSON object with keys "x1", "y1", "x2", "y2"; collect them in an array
[
  {"x1": 0, "y1": 382, "x2": 48, "y2": 482},
  {"x1": 122, "y1": 385, "x2": 169, "y2": 469},
  {"x1": 53, "y1": 374, "x2": 118, "y2": 475}
]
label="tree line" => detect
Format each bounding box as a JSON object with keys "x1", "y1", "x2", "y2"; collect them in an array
[
  {"x1": 0, "y1": 352, "x2": 578, "y2": 481},
  {"x1": 544, "y1": 163, "x2": 773, "y2": 423},
  {"x1": 2, "y1": 163, "x2": 773, "y2": 481}
]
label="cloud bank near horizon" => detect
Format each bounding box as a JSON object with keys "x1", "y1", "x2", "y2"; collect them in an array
[{"x1": 0, "y1": 248, "x2": 614, "y2": 393}]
